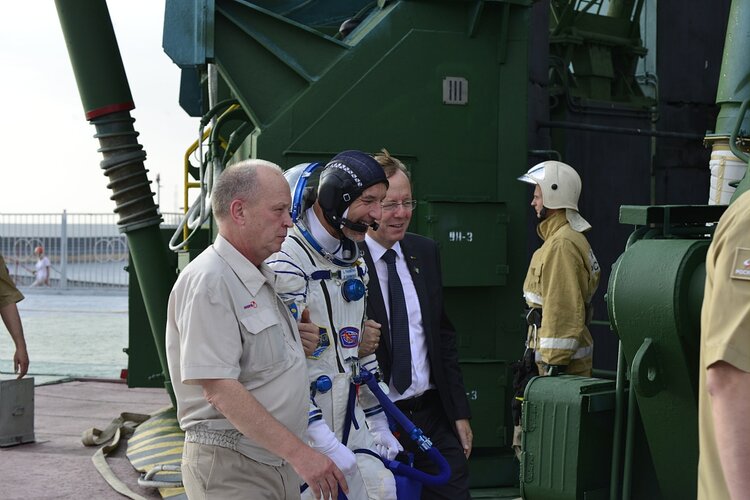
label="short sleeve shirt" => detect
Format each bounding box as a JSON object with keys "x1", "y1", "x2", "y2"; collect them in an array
[
  {"x1": 165, "y1": 235, "x2": 308, "y2": 465},
  {"x1": 0, "y1": 254, "x2": 24, "y2": 308},
  {"x1": 698, "y1": 191, "x2": 750, "y2": 499}
]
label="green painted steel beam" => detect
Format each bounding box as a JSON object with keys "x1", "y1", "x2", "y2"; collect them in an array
[
  {"x1": 618, "y1": 205, "x2": 728, "y2": 227},
  {"x1": 213, "y1": 0, "x2": 349, "y2": 128},
  {"x1": 55, "y1": 0, "x2": 133, "y2": 119}
]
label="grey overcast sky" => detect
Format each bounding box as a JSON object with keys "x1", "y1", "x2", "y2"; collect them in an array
[{"x1": 0, "y1": 1, "x2": 197, "y2": 214}]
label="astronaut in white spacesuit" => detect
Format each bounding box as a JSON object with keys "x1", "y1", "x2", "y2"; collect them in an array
[{"x1": 269, "y1": 150, "x2": 401, "y2": 500}]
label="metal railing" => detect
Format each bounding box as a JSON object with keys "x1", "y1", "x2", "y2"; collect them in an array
[{"x1": 0, "y1": 211, "x2": 182, "y2": 290}]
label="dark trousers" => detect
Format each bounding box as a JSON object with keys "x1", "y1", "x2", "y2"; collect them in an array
[{"x1": 395, "y1": 390, "x2": 471, "y2": 500}]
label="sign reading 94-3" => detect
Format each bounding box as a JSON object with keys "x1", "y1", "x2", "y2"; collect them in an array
[
  {"x1": 448, "y1": 231, "x2": 474, "y2": 243},
  {"x1": 425, "y1": 202, "x2": 507, "y2": 287}
]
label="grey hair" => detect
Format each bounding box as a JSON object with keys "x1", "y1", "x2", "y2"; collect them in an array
[{"x1": 212, "y1": 159, "x2": 283, "y2": 220}]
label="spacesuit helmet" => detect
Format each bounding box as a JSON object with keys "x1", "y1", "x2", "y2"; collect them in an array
[
  {"x1": 283, "y1": 160, "x2": 369, "y2": 297},
  {"x1": 317, "y1": 150, "x2": 388, "y2": 234},
  {"x1": 518, "y1": 160, "x2": 591, "y2": 232},
  {"x1": 284, "y1": 162, "x2": 322, "y2": 224}
]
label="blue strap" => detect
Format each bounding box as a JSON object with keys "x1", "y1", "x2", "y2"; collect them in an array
[
  {"x1": 341, "y1": 382, "x2": 360, "y2": 446},
  {"x1": 311, "y1": 270, "x2": 333, "y2": 280}
]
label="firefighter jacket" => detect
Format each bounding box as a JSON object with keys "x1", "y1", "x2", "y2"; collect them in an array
[{"x1": 522, "y1": 210, "x2": 600, "y2": 376}]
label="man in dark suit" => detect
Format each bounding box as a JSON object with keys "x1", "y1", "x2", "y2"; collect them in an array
[{"x1": 358, "y1": 149, "x2": 472, "y2": 499}]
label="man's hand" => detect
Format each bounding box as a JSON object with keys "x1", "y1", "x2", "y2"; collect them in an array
[
  {"x1": 707, "y1": 361, "x2": 750, "y2": 500},
  {"x1": 358, "y1": 319, "x2": 381, "y2": 357},
  {"x1": 0, "y1": 302, "x2": 28, "y2": 379},
  {"x1": 455, "y1": 419, "x2": 473, "y2": 458},
  {"x1": 14, "y1": 345, "x2": 29, "y2": 378},
  {"x1": 287, "y1": 446, "x2": 349, "y2": 500},
  {"x1": 298, "y1": 308, "x2": 320, "y2": 357}
]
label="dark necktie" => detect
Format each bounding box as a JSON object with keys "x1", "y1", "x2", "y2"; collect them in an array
[{"x1": 382, "y1": 249, "x2": 411, "y2": 394}]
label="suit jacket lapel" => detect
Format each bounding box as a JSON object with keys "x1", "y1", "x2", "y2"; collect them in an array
[{"x1": 361, "y1": 242, "x2": 391, "y2": 352}]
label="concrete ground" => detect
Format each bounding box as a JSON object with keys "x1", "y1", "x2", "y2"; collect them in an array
[{"x1": 0, "y1": 379, "x2": 172, "y2": 500}]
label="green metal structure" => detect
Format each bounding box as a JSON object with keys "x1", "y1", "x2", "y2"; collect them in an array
[
  {"x1": 163, "y1": 0, "x2": 534, "y2": 489},
  {"x1": 53, "y1": 0, "x2": 749, "y2": 498},
  {"x1": 549, "y1": 0, "x2": 651, "y2": 107},
  {"x1": 604, "y1": 1, "x2": 750, "y2": 498}
]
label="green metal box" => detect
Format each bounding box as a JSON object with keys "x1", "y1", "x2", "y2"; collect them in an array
[
  {"x1": 461, "y1": 359, "x2": 508, "y2": 448},
  {"x1": 0, "y1": 377, "x2": 35, "y2": 447},
  {"x1": 520, "y1": 376, "x2": 615, "y2": 500},
  {"x1": 422, "y1": 202, "x2": 509, "y2": 287},
  {"x1": 461, "y1": 359, "x2": 519, "y2": 488}
]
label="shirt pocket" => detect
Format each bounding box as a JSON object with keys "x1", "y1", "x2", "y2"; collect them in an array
[
  {"x1": 535, "y1": 263, "x2": 543, "y2": 280},
  {"x1": 238, "y1": 309, "x2": 287, "y2": 376}
]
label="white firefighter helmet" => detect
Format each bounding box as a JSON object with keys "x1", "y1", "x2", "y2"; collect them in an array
[{"x1": 518, "y1": 160, "x2": 592, "y2": 232}]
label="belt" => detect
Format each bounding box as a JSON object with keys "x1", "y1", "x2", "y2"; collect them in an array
[{"x1": 394, "y1": 389, "x2": 439, "y2": 412}]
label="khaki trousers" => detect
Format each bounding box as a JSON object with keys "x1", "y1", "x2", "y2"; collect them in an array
[{"x1": 182, "y1": 441, "x2": 300, "y2": 499}]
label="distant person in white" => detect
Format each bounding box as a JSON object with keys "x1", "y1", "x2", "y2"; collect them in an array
[{"x1": 31, "y1": 246, "x2": 50, "y2": 287}]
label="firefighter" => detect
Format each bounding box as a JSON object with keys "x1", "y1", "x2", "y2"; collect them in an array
[{"x1": 517, "y1": 160, "x2": 600, "y2": 377}]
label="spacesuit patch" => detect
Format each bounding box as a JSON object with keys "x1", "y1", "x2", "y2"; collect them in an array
[{"x1": 339, "y1": 326, "x2": 360, "y2": 349}]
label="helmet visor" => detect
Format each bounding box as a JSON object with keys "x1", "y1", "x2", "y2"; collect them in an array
[{"x1": 517, "y1": 163, "x2": 546, "y2": 185}]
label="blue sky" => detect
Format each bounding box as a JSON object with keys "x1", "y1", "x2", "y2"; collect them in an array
[{"x1": 0, "y1": 1, "x2": 196, "y2": 214}]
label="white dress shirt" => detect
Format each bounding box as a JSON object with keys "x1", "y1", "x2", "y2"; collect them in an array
[{"x1": 365, "y1": 234, "x2": 433, "y2": 401}]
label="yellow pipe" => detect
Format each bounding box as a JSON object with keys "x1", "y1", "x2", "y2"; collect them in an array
[
  {"x1": 180, "y1": 104, "x2": 241, "y2": 248},
  {"x1": 182, "y1": 129, "x2": 211, "y2": 246}
]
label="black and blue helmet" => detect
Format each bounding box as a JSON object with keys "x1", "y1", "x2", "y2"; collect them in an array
[{"x1": 317, "y1": 150, "x2": 388, "y2": 233}]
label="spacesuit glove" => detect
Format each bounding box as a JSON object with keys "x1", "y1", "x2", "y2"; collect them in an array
[
  {"x1": 367, "y1": 412, "x2": 403, "y2": 460},
  {"x1": 307, "y1": 419, "x2": 358, "y2": 476}
]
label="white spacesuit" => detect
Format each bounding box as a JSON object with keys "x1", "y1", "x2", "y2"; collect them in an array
[{"x1": 269, "y1": 151, "x2": 400, "y2": 500}]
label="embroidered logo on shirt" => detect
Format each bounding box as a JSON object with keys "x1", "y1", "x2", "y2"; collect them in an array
[
  {"x1": 243, "y1": 301, "x2": 258, "y2": 309},
  {"x1": 730, "y1": 247, "x2": 750, "y2": 281}
]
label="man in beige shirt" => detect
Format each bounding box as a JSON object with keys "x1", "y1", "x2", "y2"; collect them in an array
[
  {"x1": 166, "y1": 160, "x2": 347, "y2": 499},
  {"x1": 698, "y1": 189, "x2": 750, "y2": 500}
]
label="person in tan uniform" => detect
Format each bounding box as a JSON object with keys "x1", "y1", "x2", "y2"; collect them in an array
[
  {"x1": 165, "y1": 160, "x2": 348, "y2": 499},
  {"x1": 698, "y1": 189, "x2": 750, "y2": 500},
  {"x1": 517, "y1": 161, "x2": 600, "y2": 377},
  {"x1": 0, "y1": 253, "x2": 29, "y2": 378}
]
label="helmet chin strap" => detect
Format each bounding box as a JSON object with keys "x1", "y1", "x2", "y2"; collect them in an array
[{"x1": 537, "y1": 206, "x2": 549, "y2": 222}]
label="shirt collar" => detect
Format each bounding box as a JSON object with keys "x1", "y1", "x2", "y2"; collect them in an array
[
  {"x1": 537, "y1": 210, "x2": 568, "y2": 241},
  {"x1": 365, "y1": 234, "x2": 404, "y2": 263},
  {"x1": 213, "y1": 234, "x2": 272, "y2": 295}
]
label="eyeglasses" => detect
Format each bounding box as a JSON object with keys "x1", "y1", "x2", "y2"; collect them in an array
[{"x1": 381, "y1": 200, "x2": 417, "y2": 212}]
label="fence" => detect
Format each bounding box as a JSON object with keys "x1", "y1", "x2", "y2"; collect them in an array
[{"x1": 0, "y1": 212, "x2": 183, "y2": 290}]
